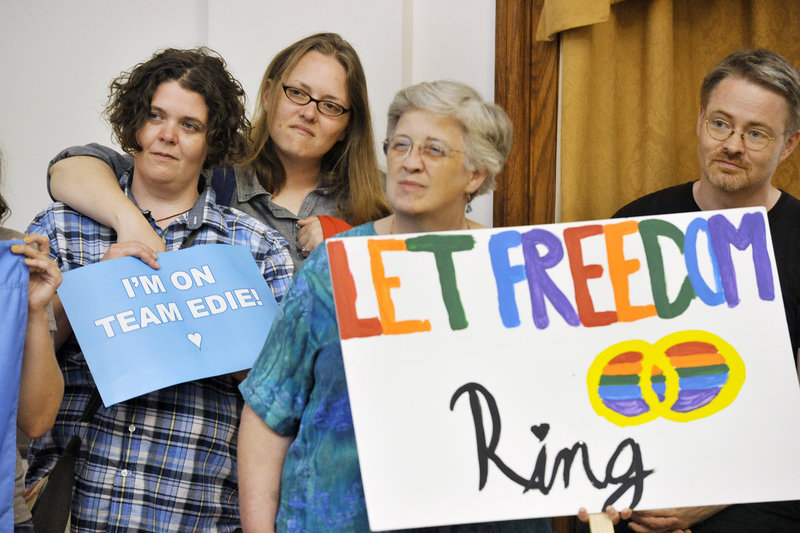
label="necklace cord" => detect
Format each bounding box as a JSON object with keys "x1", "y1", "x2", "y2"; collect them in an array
[{"x1": 154, "y1": 207, "x2": 192, "y2": 223}]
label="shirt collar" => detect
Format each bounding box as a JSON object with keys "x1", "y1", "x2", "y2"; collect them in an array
[
  {"x1": 122, "y1": 165, "x2": 227, "y2": 234},
  {"x1": 187, "y1": 183, "x2": 224, "y2": 232},
  {"x1": 235, "y1": 167, "x2": 271, "y2": 203},
  {"x1": 234, "y1": 166, "x2": 334, "y2": 203}
]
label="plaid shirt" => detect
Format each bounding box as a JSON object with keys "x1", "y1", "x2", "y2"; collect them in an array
[{"x1": 26, "y1": 169, "x2": 292, "y2": 532}]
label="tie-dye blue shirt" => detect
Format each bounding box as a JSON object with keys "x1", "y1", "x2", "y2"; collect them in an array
[{"x1": 239, "y1": 223, "x2": 551, "y2": 533}]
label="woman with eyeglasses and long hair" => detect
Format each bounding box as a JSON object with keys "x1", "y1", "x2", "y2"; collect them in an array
[
  {"x1": 237, "y1": 80, "x2": 552, "y2": 533},
  {"x1": 47, "y1": 33, "x2": 390, "y2": 270}
]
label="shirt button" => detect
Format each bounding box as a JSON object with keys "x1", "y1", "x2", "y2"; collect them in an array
[
  {"x1": 128, "y1": 424, "x2": 136, "y2": 433},
  {"x1": 121, "y1": 469, "x2": 129, "y2": 477}
]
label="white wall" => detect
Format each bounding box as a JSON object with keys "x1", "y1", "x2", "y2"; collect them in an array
[
  {"x1": 409, "y1": 0, "x2": 496, "y2": 224},
  {"x1": 0, "y1": 0, "x2": 496, "y2": 231}
]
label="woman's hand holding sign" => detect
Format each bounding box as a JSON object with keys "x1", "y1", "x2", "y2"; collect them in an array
[
  {"x1": 11, "y1": 233, "x2": 64, "y2": 438},
  {"x1": 102, "y1": 240, "x2": 160, "y2": 269},
  {"x1": 13, "y1": 233, "x2": 62, "y2": 310}
]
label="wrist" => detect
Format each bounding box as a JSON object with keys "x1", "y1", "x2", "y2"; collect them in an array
[{"x1": 26, "y1": 304, "x2": 50, "y2": 319}]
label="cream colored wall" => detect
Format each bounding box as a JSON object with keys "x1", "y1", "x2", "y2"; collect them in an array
[{"x1": 0, "y1": 0, "x2": 495, "y2": 230}]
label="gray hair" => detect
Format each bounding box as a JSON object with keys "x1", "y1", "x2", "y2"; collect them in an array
[
  {"x1": 386, "y1": 80, "x2": 513, "y2": 197},
  {"x1": 701, "y1": 49, "x2": 800, "y2": 133}
]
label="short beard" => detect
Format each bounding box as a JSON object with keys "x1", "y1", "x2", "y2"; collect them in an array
[{"x1": 706, "y1": 170, "x2": 751, "y2": 192}]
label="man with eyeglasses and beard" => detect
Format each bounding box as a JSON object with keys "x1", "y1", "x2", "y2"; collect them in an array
[{"x1": 605, "y1": 48, "x2": 800, "y2": 533}]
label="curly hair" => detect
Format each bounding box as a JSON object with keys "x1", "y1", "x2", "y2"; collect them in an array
[
  {"x1": 244, "y1": 33, "x2": 390, "y2": 225},
  {"x1": 105, "y1": 47, "x2": 249, "y2": 168}
]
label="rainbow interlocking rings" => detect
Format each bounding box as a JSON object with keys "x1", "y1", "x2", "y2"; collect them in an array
[{"x1": 587, "y1": 331, "x2": 745, "y2": 426}]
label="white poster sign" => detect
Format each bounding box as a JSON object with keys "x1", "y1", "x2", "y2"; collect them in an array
[{"x1": 328, "y1": 208, "x2": 800, "y2": 531}]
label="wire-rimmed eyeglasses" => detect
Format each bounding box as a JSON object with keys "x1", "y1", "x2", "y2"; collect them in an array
[
  {"x1": 383, "y1": 135, "x2": 465, "y2": 161},
  {"x1": 704, "y1": 118, "x2": 775, "y2": 151}
]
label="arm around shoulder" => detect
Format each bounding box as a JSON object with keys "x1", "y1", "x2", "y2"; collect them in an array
[{"x1": 49, "y1": 153, "x2": 165, "y2": 252}]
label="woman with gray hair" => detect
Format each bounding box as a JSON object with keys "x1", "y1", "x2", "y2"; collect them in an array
[
  {"x1": 384, "y1": 79, "x2": 513, "y2": 216},
  {"x1": 237, "y1": 80, "x2": 551, "y2": 532}
]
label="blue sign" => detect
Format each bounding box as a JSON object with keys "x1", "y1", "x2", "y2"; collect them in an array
[
  {"x1": 0, "y1": 240, "x2": 28, "y2": 532},
  {"x1": 58, "y1": 244, "x2": 279, "y2": 406}
]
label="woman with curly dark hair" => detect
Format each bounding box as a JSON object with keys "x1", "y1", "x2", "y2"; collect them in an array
[
  {"x1": 24, "y1": 47, "x2": 292, "y2": 531},
  {"x1": 104, "y1": 47, "x2": 250, "y2": 171},
  {"x1": 47, "y1": 33, "x2": 390, "y2": 270}
]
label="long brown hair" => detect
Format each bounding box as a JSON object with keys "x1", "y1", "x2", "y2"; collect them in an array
[{"x1": 242, "y1": 33, "x2": 390, "y2": 224}]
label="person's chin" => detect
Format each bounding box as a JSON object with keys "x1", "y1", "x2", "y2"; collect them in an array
[
  {"x1": 707, "y1": 172, "x2": 749, "y2": 193},
  {"x1": 281, "y1": 137, "x2": 322, "y2": 159},
  {"x1": 390, "y1": 199, "x2": 420, "y2": 216},
  {"x1": 141, "y1": 168, "x2": 177, "y2": 183}
]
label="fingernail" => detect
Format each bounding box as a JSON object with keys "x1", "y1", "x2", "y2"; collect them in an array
[{"x1": 11, "y1": 244, "x2": 19, "y2": 251}]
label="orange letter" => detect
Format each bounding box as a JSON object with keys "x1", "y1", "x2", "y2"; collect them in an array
[
  {"x1": 329, "y1": 241, "x2": 383, "y2": 339},
  {"x1": 605, "y1": 220, "x2": 656, "y2": 322},
  {"x1": 369, "y1": 238, "x2": 431, "y2": 335}
]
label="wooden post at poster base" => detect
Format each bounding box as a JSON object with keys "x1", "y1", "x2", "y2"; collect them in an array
[{"x1": 588, "y1": 513, "x2": 614, "y2": 533}]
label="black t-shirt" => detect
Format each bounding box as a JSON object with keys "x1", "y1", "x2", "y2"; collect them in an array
[
  {"x1": 612, "y1": 181, "x2": 800, "y2": 533},
  {"x1": 615, "y1": 181, "x2": 800, "y2": 358}
]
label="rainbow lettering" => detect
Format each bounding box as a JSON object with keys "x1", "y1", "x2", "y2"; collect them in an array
[{"x1": 329, "y1": 211, "x2": 774, "y2": 339}]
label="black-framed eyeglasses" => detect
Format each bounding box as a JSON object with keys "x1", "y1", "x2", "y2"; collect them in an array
[
  {"x1": 704, "y1": 118, "x2": 775, "y2": 151},
  {"x1": 282, "y1": 85, "x2": 350, "y2": 117},
  {"x1": 382, "y1": 135, "x2": 465, "y2": 161}
]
